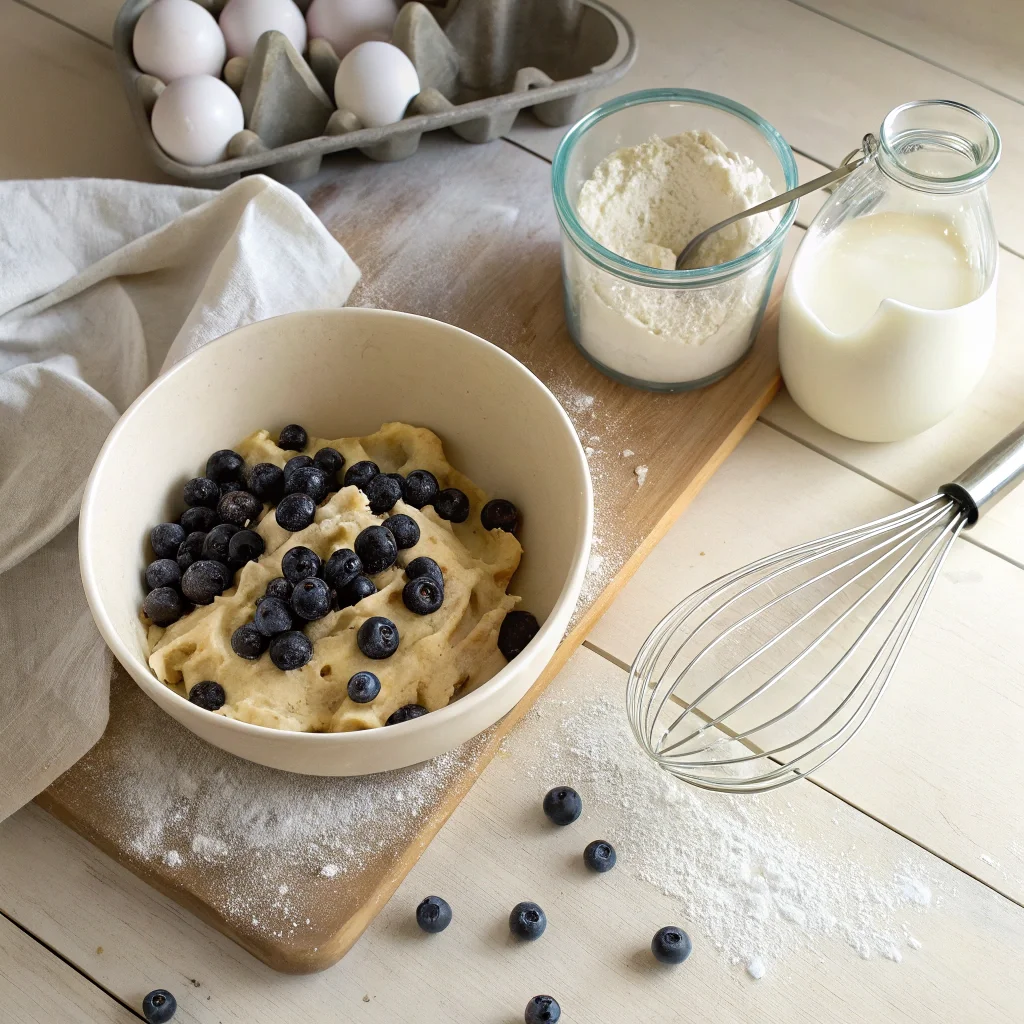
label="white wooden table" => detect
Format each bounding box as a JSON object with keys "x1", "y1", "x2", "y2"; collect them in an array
[{"x1": 3, "y1": 1, "x2": 1024, "y2": 1020}]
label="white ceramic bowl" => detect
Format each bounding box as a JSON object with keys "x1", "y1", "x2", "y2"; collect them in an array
[{"x1": 80, "y1": 309, "x2": 592, "y2": 775}]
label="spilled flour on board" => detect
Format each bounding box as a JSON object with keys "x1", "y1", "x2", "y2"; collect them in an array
[{"x1": 514, "y1": 691, "x2": 942, "y2": 977}]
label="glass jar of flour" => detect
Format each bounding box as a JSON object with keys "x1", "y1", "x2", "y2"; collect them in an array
[
  {"x1": 779, "y1": 100, "x2": 1000, "y2": 442},
  {"x1": 552, "y1": 89, "x2": 798, "y2": 391}
]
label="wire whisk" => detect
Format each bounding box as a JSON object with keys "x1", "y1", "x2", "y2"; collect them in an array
[{"x1": 627, "y1": 421, "x2": 1024, "y2": 794}]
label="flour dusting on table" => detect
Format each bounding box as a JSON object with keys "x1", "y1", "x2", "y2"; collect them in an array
[{"x1": 516, "y1": 690, "x2": 941, "y2": 975}]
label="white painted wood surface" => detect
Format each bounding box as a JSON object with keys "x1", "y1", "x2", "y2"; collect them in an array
[{"x1": 3, "y1": 0, "x2": 1024, "y2": 1020}]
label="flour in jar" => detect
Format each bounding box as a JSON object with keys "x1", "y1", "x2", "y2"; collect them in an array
[{"x1": 572, "y1": 131, "x2": 780, "y2": 384}]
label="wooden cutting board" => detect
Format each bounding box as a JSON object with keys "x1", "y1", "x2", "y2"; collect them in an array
[{"x1": 37, "y1": 134, "x2": 783, "y2": 973}]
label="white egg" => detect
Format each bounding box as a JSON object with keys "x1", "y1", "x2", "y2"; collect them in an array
[
  {"x1": 150, "y1": 75, "x2": 245, "y2": 166},
  {"x1": 219, "y1": 0, "x2": 307, "y2": 58},
  {"x1": 306, "y1": 0, "x2": 398, "y2": 58},
  {"x1": 132, "y1": 0, "x2": 226, "y2": 81},
  {"x1": 334, "y1": 41, "x2": 419, "y2": 129}
]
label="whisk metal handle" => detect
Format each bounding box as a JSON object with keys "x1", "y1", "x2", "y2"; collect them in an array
[{"x1": 940, "y1": 421, "x2": 1024, "y2": 525}]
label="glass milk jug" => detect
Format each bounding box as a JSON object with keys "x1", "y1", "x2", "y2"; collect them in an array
[{"x1": 779, "y1": 100, "x2": 1000, "y2": 442}]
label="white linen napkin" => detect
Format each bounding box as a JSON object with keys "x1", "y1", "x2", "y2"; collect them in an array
[{"x1": 0, "y1": 175, "x2": 361, "y2": 820}]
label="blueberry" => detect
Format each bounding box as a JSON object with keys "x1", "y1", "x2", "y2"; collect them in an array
[
  {"x1": 358, "y1": 615, "x2": 399, "y2": 658},
  {"x1": 385, "y1": 513, "x2": 420, "y2": 550},
  {"x1": 508, "y1": 901, "x2": 546, "y2": 941},
  {"x1": 231, "y1": 623, "x2": 268, "y2": 660},
  {"x1": 322, "y1": 548, "x2": 362, "y2": 590},
  {"x1": 543, "y1": 786, "x2": 582, "y2": 826},
  {"x1": 364, "y1": 474, "x2": 402, "y2": 514},
  {"x1": 286, "y1": 465, "x2": 330, "y2": 504},
  {"x1": 499, "y1": 610, "x2": 540, "y2": 660},
  {"x1": 264, "y1": 576, "x2": 293, "y2": 602},
  {"x1": 283, "y1": 454, "x2": 314, "y2": 481},
  {"x1": 481, "y1": 498, "x2": 519, "y2": 533},
  {"x1": 386, "y1": 703, "x2": 427, "y2": 725},
  {"x1": 218, "y1": 489, "x2": 262, "y2": 528},
  {"x1": 405, "y1": 556, "x2": 443, "y2": 587},
  {"x1": 354, "y1": 525, "x2": 397, "y2": 575},
  {"x1": 150, "y1": 522, "x2": 186, "y2": 559},
  {"x1": 277, "y1": 423, "x2": 308, "y2": 451},
  {"x1": 434, "y1": 488, "x2": 470, "y2": 523},
  {"x1": 176, "y1": 531, "x2": 207, "y2": 571},
  {"x1": 343, "y1": 460, "x2": 379, "y2": 490},
  {"x1": 313, "y1": 446, "x2": 345, "y2": 483},
  {"x1": 228, "y1": 529, "x2": 264, "y2": 568},
  {"x1": 180, "y1": 560, "x2": 231, "y2": 605},
  {"x1": 403, "y1": 576, "x2": 444, "y2": 615},
  {"x1": 347, "y1": 670, "x2": 381, "y2": 703},
  {"x1": 219, "y1": 479, "x2": 241, "y2": 498},
  {"x1": 276, "y1": 492, "x2": 316, "y2": 532},
  {"x1": 525, "y1": 995, "x2": 560, "y2": 1024},
  {"x1": 415, "y1": 895, "x2": 452, "y2": 934},
  {"x1": 179, "y1": 505, "x2": 219, "y2": 534},
  {"x1": 183, "y1": 476, "x2": 220, "y2": 509},
  {"x1": 143, "y1": 586, "x2": 184, "y2": 626},
  {"x1": 651, "y1": 926, "x2": 692, "y2": 965},
  {"x1": 337, "y1": 575, "x2": 376, "y2": 608},
  {"x1": 269, "y1": 630, "x2": 313, "y2": 670},
  {"x1": 188, "y1": 680, "x2": 225, "y2": 711},
  {"x1": 583, "y1": 840, "x2": 616, "y2": 873},
  {"x1": 206, "y1": 449, "x2": 244, "y2": 483},
  {"x1": 145, "y1": 558, "x2": 180, "y2": 592},
  {"x1": 402, "y1": 469, "x2": 439, "y2": 509},
  {"x1": 248, "y1": 462, "x2": 285, "y2": 503},
  {"x1": 386, "y1": 471, "x2": 405, "y2": 486},
  {"x1": 202, "y1": 522, "x2": 239, "y2": 564},
  {"x1": 142, "y1": 988, "x2": 177, "y2": 1024},
  {"x1": 253, "y1": 595, "x2": 293, "y2": 636},
  {"x1": 291, "y1": 578, "x2": 332, "y2": 621},
  {"x1": 282, "y1": 545, "x2": 322, "y2": 583}
]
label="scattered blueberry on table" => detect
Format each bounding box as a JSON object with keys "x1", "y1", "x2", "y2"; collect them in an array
[
  {"x1": 525, "y1": 995, "x2": 560, "y2": 1024},
  {"x1": 386, "y1": 704, "x2": 428, "y2": 725},
  {"x1": 357, "y1": 616, "x2": 400, "y2": 659},
  {"x1": 142, "y1": 988, "x2": 177, "y2": 1024},
  {"x1": 509, "y1": 901, "x2": 547, "y2": 941},
  {"x1": 583, "y1": 840, "x2": 616, "y2": 873},
  {"x1": 415, "y1": 895, "x2": 452, "y2": 934},
  {"x1": 543, "y1": 786, "x2": 582, "y2": 826},
  {"x1": 347, "y1": 671, "x2": 381, "y2": 703},
  {"x1": 651, "y1": 926, "x2": 692, "y2": 965},
  {"x1": 499, "y1": 610, "x2": 540, "y2": 661}
]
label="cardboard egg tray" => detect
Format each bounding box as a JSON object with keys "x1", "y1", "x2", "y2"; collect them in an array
[{"x1": 112, "y1": 0, "x2": 637, "y2": 186}]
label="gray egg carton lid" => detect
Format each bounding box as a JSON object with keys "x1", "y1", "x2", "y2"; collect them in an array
[{"x1": 113, "y1": 0, "x2": 637, "y2": 186}]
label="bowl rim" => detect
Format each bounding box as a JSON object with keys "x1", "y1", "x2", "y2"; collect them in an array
[{"x1": 79, "y1": 307, "x2": 593, "y2": 748}]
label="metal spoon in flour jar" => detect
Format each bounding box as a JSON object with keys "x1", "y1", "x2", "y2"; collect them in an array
[{"x1": 675, "y1": 134, "x2": 878, "y2": 269}]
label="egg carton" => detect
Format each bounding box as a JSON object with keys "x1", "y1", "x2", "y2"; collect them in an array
[{"x1": 112, "y1": 0, "x2": 637, "y2": 186}]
